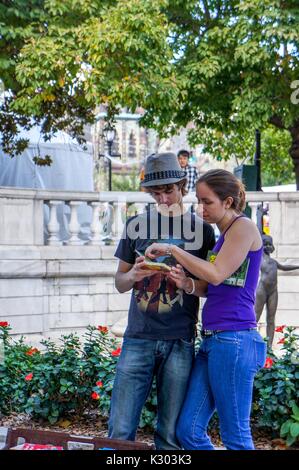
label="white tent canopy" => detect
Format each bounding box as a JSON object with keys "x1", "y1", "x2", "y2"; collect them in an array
[
  {"x1": 0, "y1": 126, "x2": 94, "y2": 191},
  {"x1": 0, "y1": 126, "x2": 94, "y2": 241}
]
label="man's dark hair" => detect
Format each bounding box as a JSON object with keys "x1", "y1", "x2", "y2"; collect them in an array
[{"x1": 177, "y1": 149, "x2": 190, "y2": 158}]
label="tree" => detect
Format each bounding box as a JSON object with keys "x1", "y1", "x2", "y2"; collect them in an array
[
  {"x1": 188, "y1": 124, "x2": 295, "y2": 186},
  {"x1": 0, "y1": 0, "x2": 181, "y2": 159},
  {"x1": 1, "y1": 0, "x2": 299, "y2": 188},
  {"x1": 165, "y1": 0, "x2": 299, "y2": 187}
]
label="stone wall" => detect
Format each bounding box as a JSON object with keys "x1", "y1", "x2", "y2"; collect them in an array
[{"x1": 0, "y1": 245, "x2": 130, "y2": 346}]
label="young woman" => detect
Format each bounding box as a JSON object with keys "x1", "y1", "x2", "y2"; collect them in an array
[{"x1": 145, "y1": 169, "x2": 267, "y2": 450}]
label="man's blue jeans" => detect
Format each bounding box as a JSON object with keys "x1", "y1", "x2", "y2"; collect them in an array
[
  {"x1": 176, "y1": 329, "x2": 267, "y2": 450},
  {"x1": 108, "y1": 336, "x2": 194, "y2": 449}
]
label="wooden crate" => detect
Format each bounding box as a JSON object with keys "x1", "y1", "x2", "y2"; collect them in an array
[{"x1": 3, "y1": 427, "x2": 153, "y2": 450}]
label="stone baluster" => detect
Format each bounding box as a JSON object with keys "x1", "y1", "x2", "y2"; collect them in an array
[
  {"x1": 46, "y1": 200, "x2": 62, "y2": 246},
  {"x1": 66, "y1": 201, "x2": 82, "y2": 245},
  {"x1": 247, "y1": 201, "x2": 259, "y2": 226},
  {"x1": 87, "y1": 201, "x2": 104, "y2": 245},
  {"x1": 113, "y1": 196, "x2": 127, "y2": 240}
]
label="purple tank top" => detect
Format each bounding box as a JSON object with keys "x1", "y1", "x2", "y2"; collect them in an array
[{"x1": 202, "y1": 216, "x2": 263, "y2": 331}]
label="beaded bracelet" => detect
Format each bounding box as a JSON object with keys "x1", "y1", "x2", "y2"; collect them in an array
[
  {"x1": 165, "y1": 244, "x2": 172, "y2": 256},
  {"x1": 185, "y1": 277, "x2": 195, "y2": 295}
]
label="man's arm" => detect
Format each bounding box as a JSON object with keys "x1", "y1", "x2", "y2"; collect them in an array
[
  {"x1": 193, "y1": 279, "x2": 208, "y2": 297},
  {"x1": 115, "y1": 258, "x2": 157, "y2": 293}
]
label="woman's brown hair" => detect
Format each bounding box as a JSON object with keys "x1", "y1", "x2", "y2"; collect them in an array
[{"x1": 197, "y1": 169, "x2": 246, "y2": 213}]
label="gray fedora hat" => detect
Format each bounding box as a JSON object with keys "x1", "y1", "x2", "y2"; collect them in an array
[{"x1": 141, "y1": 152, "x2": 187, "y2": 187}]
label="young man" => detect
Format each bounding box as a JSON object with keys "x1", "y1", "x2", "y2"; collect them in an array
[
  {"x1": 177, "y1": 149, "x2": 199, "y2": 193},
  {"x1": 108, "y1": 152, "x2": 215, "y2": 449}
]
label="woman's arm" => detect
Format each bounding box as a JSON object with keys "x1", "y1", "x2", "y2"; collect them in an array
[{"x1": 146, "y1": 219, "x2": 259, "y2": 286}]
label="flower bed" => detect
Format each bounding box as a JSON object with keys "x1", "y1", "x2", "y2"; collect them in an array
[{"x1": 0, "y1": 323, "x2": 298, "y2": 447}]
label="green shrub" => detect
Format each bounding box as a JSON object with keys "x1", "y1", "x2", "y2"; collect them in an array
[
  {"x1": 0, "y1": 324, "x2": 121, "y2": 423},
  {"x1": 253, "y1": 326, "x2": 299, "y2": 446},
  {"x1": 1, "y1": 322, "x2": 298, "y2": 446},
  {"x1": 280, "y1": 403, "x2": 299, "y2": 447}
]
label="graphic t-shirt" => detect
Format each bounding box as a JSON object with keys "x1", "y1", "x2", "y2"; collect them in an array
[{"x1": 114, "y1": 209, "x2": 215, "y2": 340}]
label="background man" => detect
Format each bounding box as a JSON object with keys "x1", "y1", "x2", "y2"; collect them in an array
[{"x1": 177, "y1": 149, "x2": 199, "y2": 193}]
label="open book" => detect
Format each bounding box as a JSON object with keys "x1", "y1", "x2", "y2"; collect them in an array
[
  {"x1": 135, "y1": 249, "x2": 172, "y2": 272},
  {"x1": 207, "y1": 250, "x2": 250, "y2": 287},
  {"x1": 141, "y1": 260, "x2": 171, "y2": 272}
]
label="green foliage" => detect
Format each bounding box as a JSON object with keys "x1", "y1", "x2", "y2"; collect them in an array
[
  {"x1": 253, "y1": 327, "x2": 299, "y2": 447},
  {"x1": 112, "y1": 169, "x2": 141, "y2": 192},
  {"x1": 1, "y1": 0, "x2": 299, "y2": 185},
  {"x1": 188, "y1": 124, "x2": 295, "y2": 186},
  {"x1": 280, "y1": 403, "x2": 299, "y2": 447},
  {"x1": 0, "y1": 0, "x2": 180, "y2": 156},
  {"x1": 0, "y1": 324, "x2": 121, "y2": 422},
  {"x1": 167, "y1": 0, "x2": 299, "y2": 185},
  {"x1": 0, "y1": 323, "x2": 298, "y2": 447},
  {"x1": 261, "y1": 127, "x2": 295, "y2": 186}
]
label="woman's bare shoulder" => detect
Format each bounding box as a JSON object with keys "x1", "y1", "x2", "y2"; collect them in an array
[{"x1": 229, "y1": 216, "x2": 262, "y2": 250}]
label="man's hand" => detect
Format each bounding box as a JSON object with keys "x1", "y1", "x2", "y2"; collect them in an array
[{"x1": 131, "y1": 256, "x2": 157, "y2": 282}]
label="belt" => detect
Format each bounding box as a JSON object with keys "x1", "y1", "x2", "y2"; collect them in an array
[
  {"x1": 200, "y1": 329, "x2": 223, "y2": 337},
  {"x1": 200, "y1": 328, "x2": 257, "y2": 338}
]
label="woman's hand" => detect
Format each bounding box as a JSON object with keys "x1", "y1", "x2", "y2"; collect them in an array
[
  {"x1": 131, "y1": 256, "x2": 157, "y2": 282},
  {"x1": 145, "y1": 243, "x2": 169, "y2": 259},
  {"x1": 168, "y1": 264, "x2": 191, "y2": 291}
]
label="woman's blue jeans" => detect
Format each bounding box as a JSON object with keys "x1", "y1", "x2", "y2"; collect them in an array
[
  {"x1": 176, "y1": 329, "x2": 267, "y2": 450},
  {"x1": 108, "y1": 336, "x2": 194, "y2": 450}
]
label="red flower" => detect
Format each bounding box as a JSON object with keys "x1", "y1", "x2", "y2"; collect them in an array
[
  {"x1": 97, "y1": 326, "x2": 108, "y2": 334},
  {"x1": 26, "y1": 348, "x2": 39, "y2": 356},
  {"x1": 275, "y1": 325, "x2": 286, "y2": 333},
  {"x1": 277, "y1": 338, "x2": 285, "y2": 345},
  {"x1": 264, "y1": 357, "x2": 274, "y2": 369},
  {"x1": 91, "y1": 392, "x2": 100, "y2": 400},
  {"x1": 0, "y1": 321, "x2": 9, "y2": 327},
  {"x1": 25, "y1": 373, "x2": 33, "y2": 381},
  {"x1": 111, "y1": 347, "x2": 122, "y2": 357},
  {"x1": 96, "y1": 381, "x2": 103, "y2": 388}
]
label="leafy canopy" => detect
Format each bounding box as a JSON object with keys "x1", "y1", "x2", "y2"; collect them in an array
[{"x1": 0, "y1": 0, "x2": 299, "y2": 185}]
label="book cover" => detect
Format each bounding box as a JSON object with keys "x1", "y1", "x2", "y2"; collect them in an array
[
  {"x1": 207, "y1": 250, "x2": 250, "y2": 287},
  {"x1": 141, "y1": 260, "x2": 171, "y2": 272},
  {"x1": 135, "y1": 249, "x2": 174, "y2": 272}
]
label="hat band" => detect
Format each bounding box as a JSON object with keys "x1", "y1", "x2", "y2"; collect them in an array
[{"x1": 143, "y1": 170, "x2": 186, "y2": 183}]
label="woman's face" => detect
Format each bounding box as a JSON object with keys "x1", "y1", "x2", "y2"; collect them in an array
[{"x1": 196, "y1": 182, "x2": 227, "y2": 224}]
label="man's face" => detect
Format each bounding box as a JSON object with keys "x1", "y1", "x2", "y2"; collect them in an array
[
  {"x1": 178, "y1": 154, "x2": 189, "y2": 168},
  {"x1": 149, "y1": 185, "x2": 183, "y2": 214}
]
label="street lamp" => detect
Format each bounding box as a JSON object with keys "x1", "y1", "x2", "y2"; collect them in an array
[
  {"x1": 254, "y1": 129, "x2": 262, "y2": 191},
  {"x1": 99, "y1": 124, "x2": 121, "y2": 191}
]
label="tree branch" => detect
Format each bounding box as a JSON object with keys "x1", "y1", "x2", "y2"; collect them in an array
[
  {"x1": 202, "y1": 0, "x2": 211, "y2": 22},
  {"x1": 269, "y1": 115, "x2": 286, "y2": 130}
]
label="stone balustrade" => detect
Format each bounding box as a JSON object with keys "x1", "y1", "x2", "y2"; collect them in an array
[{"x1": 0, "y1": 186, "x2": 298, "y2": 346}]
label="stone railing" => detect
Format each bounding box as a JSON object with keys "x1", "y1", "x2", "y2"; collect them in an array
[
  {"x1": 1, "y1": 187, "x2": 298, "y2": 254},
  {"x1": 0, "y1": 187, "x2": 298, "y2": 345}
]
